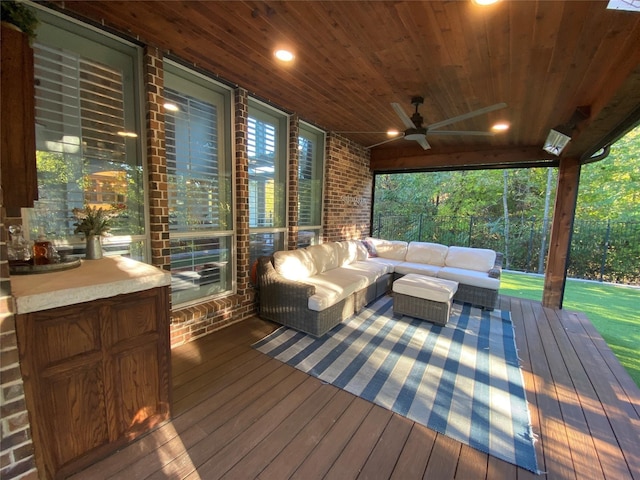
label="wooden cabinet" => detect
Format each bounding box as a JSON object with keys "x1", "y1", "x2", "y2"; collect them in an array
[
  {"x1": 16, "y1": 287, "x2": 171, "y2": 479},
  {"x1": 1, "y1": 22, "x2": 38, "y2": 216}
]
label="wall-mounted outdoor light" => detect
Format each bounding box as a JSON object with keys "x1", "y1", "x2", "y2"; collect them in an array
[
  {"x1": 543, "y1": 124, "x2": 573, "y2": 156},
  {"x1": 543, "y1": 106, "x2": 590, "y2": 156}
]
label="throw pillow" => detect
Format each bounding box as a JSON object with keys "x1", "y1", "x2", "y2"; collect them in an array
[{"x1": 361, "y1": 239, "x2": 378, "y2": 257}]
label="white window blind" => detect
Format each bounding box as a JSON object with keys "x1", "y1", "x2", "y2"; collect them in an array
[
  {"x1": 248, "y1": 109, "x2": 286, "y2": 229},
  {"x1": 297, "y1": 124, "x2": 324, "y2": 247},
  {"x1": 166, "y1": 89, "x2": 225, "y2": 231}
]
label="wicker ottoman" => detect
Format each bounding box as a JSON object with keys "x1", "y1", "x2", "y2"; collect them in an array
[{"x1": 392, "y1": 274, "x2": 459, "y2": 325}]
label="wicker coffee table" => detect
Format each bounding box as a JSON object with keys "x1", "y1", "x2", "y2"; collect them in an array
[{"x1": 392, "y1": 274, "x2": 459, "y2": 326}]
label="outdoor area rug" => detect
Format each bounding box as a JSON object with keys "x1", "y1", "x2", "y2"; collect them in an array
[{"x1": 253, "y1": 295, "x2": 539, "y2": 473}]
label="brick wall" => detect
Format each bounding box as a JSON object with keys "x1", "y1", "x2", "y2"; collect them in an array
[
  {"x1": 145, "y1": 47, "x2": 171, "y2": 271},
  {"x1": 0, "y1": 210, "x2": 37, "y2": 480},
  {"x1": 287, "y1": 115, "x2": 300, "y2": 250},
  {"x1": 323, "y1": 133, "x2": 373, "y2": 242}
]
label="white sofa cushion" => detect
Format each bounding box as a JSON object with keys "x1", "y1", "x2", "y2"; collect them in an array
[
  {"x1": 438, "y1": 266, "x2": 500, "y2": 290},
  {"x1": 366, "y1": 237, "x2": 408, "y2": 260},
  {"x1": 273, "y1": 249, "x2": 317, "y2": 280},
  {"x1": 335, "y1": 240, "x2": 361, "y2": 266},
  {"x1": 393, "y1": 273, "x2": 458, "y2": 303},
  {"x1": 305, "y1": 269, "x2": 369, "y2": 311},
  {"x1": 406, "y1": 242, "x2": 448, "y2": 266},
  {"x1": 342, "y1": 260, "x2": 392, "y2": 279},
  {"x1": 367, "y1": 256, "x2": 405, "y2": 269},
  {"x1": 445, "y1": 246, "x2": 496, "y2": 273},
  {"x1": 355, "y1": 241, "x2": 369, "y2": 261},
  {"x1": 394, "y1": 262, "x2": 442, "y2": 277},
  {"x1": 307, "y1": 243, "x2": 340, "y2": 273}
]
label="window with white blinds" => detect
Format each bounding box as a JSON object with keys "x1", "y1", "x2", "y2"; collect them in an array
[
  {"x1": 298, "y1": 124, "x2": 325, "y2": 247},
  {"x1": 248, "y1": 101, "x2": 287, "y2": 265},
  {"x1": 164, "y1": 62, "x2": 233, "y2": 305},
  {"x1": 26, "y1": 11, "x2": 145, "y2": 259}
]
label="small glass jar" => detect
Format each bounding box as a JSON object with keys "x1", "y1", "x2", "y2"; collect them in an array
[{"x1": 33, "y1": 233, "x2": 51, "y2": 265}]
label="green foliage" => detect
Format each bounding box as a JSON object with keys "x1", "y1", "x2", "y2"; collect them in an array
[
  {"x1": 499, "y1": 271, "x2": 640, "y2": 388},
  {"x1": 375, "y1": 125, "x2": 638, "y2": 224},
  {"x1": 1, "y1": 1, "x2": 38, "y2": 42},
  {"x1": 577, "y1": 126, "x2": 640, "y2": 221}
]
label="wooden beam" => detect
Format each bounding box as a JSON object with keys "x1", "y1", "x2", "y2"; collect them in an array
[
  {"x1": 369, "y1": 146, "x2": 558, "y2": 172},
  {"x1": 543, "y1": 156, "x2": 581, "y2": 309}
]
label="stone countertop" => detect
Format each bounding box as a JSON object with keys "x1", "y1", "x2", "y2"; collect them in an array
[{"x1": 11, "y1": 256, "x2": 172, "y2": 314}]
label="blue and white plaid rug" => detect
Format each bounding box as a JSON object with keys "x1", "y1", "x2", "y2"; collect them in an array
[{"x1": 253, "y1": 295, "x2": 539, "y2": 473}]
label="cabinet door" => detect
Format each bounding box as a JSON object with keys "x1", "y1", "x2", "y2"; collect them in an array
[
  {"x1": 102, "y1": 288, "x2": 171, "y2": 441},
  {"x1": 17, "y1": 287, "x2": 171, "y2": 479},
  {"x1": 17, "y1": 304, "x2": 109, "y2": 479}
]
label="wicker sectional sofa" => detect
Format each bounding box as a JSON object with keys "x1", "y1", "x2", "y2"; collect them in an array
[{"x1": 256, "y1": 238, "x2": 502, "y2": 336}]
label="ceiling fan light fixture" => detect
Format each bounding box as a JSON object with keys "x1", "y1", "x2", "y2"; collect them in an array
[
  {"x1": 404, "y1": 128, "x2": 426, "y2": 141},
  {"x1": 386, "y1": 129, "x2": 401, "y2": 136},
  {"x1": 543, "y1": 124, "x2": 572, "y2": 156},
  {"x1": 472, "y1": 0, "x2": 500, "y2": 5}
]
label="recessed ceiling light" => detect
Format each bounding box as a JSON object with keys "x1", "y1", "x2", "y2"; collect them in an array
[
  {"x1": 472, "y1": 0, "x2": 500, "y2": 5},
  {"x1": 274, "y1": 49, "x2": 295, "y2": 62},
  {"x1": 387, "y1": 129, "x2": 401, "y2": 136},
  {"x1": 492, "y1": 122, "x2": 510, "y2": 132},
  {"x1": 164, "y1": 102, "x2": 179, "y2": 112}
]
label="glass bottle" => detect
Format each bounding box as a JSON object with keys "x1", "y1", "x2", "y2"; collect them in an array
[{"x1": 33, "y1": 229, "x2": 51, "y2": 265}]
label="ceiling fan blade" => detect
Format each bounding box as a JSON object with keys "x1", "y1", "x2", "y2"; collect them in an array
[
  {"x1": 427, "y1": 102, "x2": 507, "y2": 130},
  {"x1": 415, "y1": 136, "x2": 431, "y2": 150},
  {"x1": 427, "y1": 130, "x2": 496, "y2": 136},
  {"x1": 334, "y1": 131, "x2": 391, "y2": 134},
  {"x1": 391, "y1": 102, "x2": 416, "y2": 129},
  {"x1": 367, "y1": 134, "x2": 405, "y2": 149}
]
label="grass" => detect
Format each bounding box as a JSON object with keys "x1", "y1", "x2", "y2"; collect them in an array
[{"x1": 499, "y1": 271, "x2": 640, "y2": 388}]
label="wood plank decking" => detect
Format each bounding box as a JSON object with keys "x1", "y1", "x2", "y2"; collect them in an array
[{"x1": 70, "y1": 296, "x2": 640, "y2": 480}]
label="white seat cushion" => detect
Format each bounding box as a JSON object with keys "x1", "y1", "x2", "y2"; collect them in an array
[
  {"x1": 437, "y1": 266, "x2": 500, "y2": 290},
  {"x1": 394, "y1": 262, "x2": 442, "y2": 277},
  {"x1": 393, "y1": 274, "x2": 458, "y2": 303},
  {"x1": 342, "y1": 260, "x2": 392, "y2": 279},
  {"x1": 406, "y1": 242, "x2": 448, "y2": 266},
  {"x1": 445, "y1": 246, "x2": 496, "y2": 272},
  {"x1": 305, "y1": 269, "x2": 370, "y2": 311},
  {"x1": 367, "y1": 256, "x2": 404, "y2": 270}
]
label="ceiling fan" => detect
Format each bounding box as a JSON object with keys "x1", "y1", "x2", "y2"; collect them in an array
[{"x1": 367, "y1": 97, "x2": 507, "y2": 150}]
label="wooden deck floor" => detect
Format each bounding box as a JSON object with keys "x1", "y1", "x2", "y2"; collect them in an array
[{"x1": 71, "y1": 296, "x2": 640, "y2": 480}]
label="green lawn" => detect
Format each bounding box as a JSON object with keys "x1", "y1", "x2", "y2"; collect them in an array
[{"x1": 499, "y1": 271, "x2": 640, "y2": 388}]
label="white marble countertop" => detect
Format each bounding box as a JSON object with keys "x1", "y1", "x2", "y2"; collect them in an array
[{"x1": 11, "y1": 256, "x2": 172, "y2": 314}]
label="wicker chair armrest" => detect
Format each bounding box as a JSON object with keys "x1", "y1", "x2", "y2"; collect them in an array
[{"x1": 488, "y1": 252, "x2": 503, "y2": 279}]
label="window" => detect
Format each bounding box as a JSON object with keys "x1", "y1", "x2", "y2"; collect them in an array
[
  {"x1": 26, "y1": 10, "x2": 146, "y2": 259},
  {"x1": 164, "y1": 61, "x2": 233, "y2": 305},
  {"x1": 297, "y1": 123, "x2": 325, "y2": 247},
  {"x1": 248, "y1": 101, "x2": 288, "y2": 264}
]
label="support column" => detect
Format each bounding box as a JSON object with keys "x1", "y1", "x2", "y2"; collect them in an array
[{"x1": 543, "y1": 156, "x2": 581, "y2": 309}]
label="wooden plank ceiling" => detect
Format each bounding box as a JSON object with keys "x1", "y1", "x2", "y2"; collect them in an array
[{"x1": 57, "y1": 0, "x2": 640, "y2": 171}]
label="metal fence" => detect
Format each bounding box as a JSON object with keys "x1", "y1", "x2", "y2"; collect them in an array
[{"x1": 371, "y1": 214, "x2": 640, "y2": 285}]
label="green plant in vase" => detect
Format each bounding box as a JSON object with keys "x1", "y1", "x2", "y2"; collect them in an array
[
  {"x1": 1, "y1": 1, "x2": 39, "y2": 44},
  {"x1": 72, "y1": 205, "x2": 125, "y2": 259}
]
